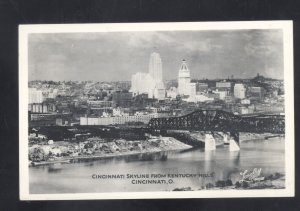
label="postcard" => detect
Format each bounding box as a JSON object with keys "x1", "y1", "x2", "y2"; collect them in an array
[{"x1": 19, "y1": 21, "x2": 294, "y2": 200}]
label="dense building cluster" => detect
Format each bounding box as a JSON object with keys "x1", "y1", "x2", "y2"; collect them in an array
[{"x1": 28, "y1": 52, "x2": 285, "y2": 127}]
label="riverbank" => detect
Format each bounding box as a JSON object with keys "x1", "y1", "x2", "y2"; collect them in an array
[
  {"x1": 240, "y1": 133, "x2": 284, "y2": 142},
  {"x1": 29, "y1": 133, "x2": 284, "y2": 167},
  {"x1": 29, "y1": 137, "x2": 192, "y2": 167},
  {"x1": 172, "y1": 173, "x2": 285, "y2": 191},
  {"x1": 188, "y1": 132, "x2": 283, "y2": 146}
]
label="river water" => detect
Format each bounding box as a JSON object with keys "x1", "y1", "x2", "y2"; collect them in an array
[{"x1": 29, "y1": 137, "x2": 285, "y2": 193}]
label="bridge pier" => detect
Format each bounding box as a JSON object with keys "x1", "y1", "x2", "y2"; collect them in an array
[
  {"x1": 229, "y1": 132, "x2": 240, "y2": 151},
  {"x1": 223, "y1": 133, "x2": 229, "y2": 145},
  {"x1": 205, "y1": 133, "x2": 216, "y2": 151}
]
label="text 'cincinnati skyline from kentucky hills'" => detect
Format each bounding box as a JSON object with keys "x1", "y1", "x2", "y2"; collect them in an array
[{"x1": 28, "y1": 29, "x2": 284, "y2": 81}]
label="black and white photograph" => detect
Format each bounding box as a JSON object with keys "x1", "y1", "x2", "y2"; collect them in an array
[{"x1": 19, "y1": 21, "x2": 294, "y2": 200}]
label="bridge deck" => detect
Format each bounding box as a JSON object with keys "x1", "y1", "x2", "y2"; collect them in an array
[{"x1": 147, "y1": 110, "x2": 285, "y2": 134}]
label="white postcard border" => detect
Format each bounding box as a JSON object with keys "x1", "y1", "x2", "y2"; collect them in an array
[{"x1": 19, "y1": 21, "x2": 294, "y2": 200}]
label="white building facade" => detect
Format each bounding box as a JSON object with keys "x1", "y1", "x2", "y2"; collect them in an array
[
  {"x1": 130, "y1": 52, "x2": 165, "y2": 100},
  {"x1": 29, "y1": 88, "x2": 43, "y2": 104},
  {"x1": 130, "y1": 72, "x2": 156, "y2": 96},
  {"x1": 149, "y1": 52, "x2": 163, "y2": 82},
  {"x1": 234, "y1": 84, "x2": 246, "y2": 99},
  {"x1": 178, "y1": 59, "x2": 191, "y2": 96},
  {"x1": 80, "y1": 113, "x2": 162, "y2": 125}
]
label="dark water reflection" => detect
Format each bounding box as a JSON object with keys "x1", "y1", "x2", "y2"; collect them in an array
[
  {"x1": 30, "y1": 137, "x2": 285, "y2": 193},
  {"x1": 124, "y1": 152, "x2": 169, "y2": 162}
]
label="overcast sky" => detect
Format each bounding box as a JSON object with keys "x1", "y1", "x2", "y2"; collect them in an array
[{"x1": 28, "y1": 29, "x2": 283, "y2": 81}]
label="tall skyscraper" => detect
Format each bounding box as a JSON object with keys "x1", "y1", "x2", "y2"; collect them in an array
[
  {"x1": 130, "y1": 52, "x2": 165, "y2": 100},
  {"x1": 178, "y1": 59, "x2": 191, "y2": 96},
  {"x1": 149, "y1": 52, "x2": 162, "y2": 83}
]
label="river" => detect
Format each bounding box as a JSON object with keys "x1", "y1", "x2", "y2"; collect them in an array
[{"x1": 29, "y1": 137, "x2": 285, "y2": 193}]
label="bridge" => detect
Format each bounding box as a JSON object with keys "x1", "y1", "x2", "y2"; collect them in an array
[{"x1": 147, "y1": 110, "x2": 285, "y2": 151}]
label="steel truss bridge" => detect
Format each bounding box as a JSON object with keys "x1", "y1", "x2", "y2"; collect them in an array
[
  {"x1": 147, "y1": 110, "x2": 285, "y2": 148},
  {"x1": 148, "y1": 110, "x2": 285, "y2": 134}
]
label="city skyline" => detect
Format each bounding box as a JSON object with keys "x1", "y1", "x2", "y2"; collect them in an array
[{"x1": 29, "y1": 29, "x2": 284, "y2": 81}]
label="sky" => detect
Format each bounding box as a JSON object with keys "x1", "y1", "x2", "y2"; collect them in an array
[{"x1": 28, "y1": 29, "x2": 284, "y2": 81}]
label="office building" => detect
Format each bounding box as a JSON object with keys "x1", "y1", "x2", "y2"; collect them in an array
[
  {"x1": 197, "y1": 83, "x2": 208, "y2": 92},
  {"x1": 29, "y1": 103, "x2": 56, "y2": 113},
  {"x1": 178, "y1": 59, "x2": 191, "y2": 96},
  {"x1": 130, "y1": 72, "x2": 155, "y2": 96},
  {"x1": 80, "y1": 113, "x2": 164, "y2": 125},
  {"x1": 130, "y1": 52, "x2": 165, "y2": 100},
  {"x1": 189, "y1": 83, "x2": 196, "y2": 99},
  {"x1": 234, "y1": 84, "x2": 246, "y2": 99},
  {"x1": 154, "y1": 81, "x2": 166, "y2": 100},
  {"x1": 216, "y1": 81, "x2": 231, "y2": 89},
  {"x1": 248, "y1": 87, "x2": 265, "y2": 100},
  {"x1": 29, "y1": 88, "x2": 43, "y2": 104},
  {"x1": 149, "y1": 52, "x2": 163, "y2": 82},
  {"x1": 214, "y1": 90, "x2": 227, "y2": 100},
  {"x1": 112, "y1": 91, "x2": 133, "y2": 107}
]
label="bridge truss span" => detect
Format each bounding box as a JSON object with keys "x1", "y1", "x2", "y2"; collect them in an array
[{"x1": 147, "y1": 110, "x2": 285, "y2": 134}]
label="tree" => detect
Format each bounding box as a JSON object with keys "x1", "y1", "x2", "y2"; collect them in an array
[
  {"x1": 84, "y1": 142, "x2": 94, "y2": 149},
  {"x1": 30, "y1": 147, "x2": 46, "y2": 162}
]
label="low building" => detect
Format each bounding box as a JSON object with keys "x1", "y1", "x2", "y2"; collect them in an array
[
  {"x1": 153, "y1": 81, "x2": 166, "y2": 100},
  {"x1": 196, "y1": 83, "x2": 208, "y2": 92},
  {"x1": 29, "y1": 88, "x2": 43, "y2": 104},
  {"x1": 29, "y1": 103, "x2": 56, "y2": 113},
  {"x1": 213, "y1": 90, "x2": 228, "y2": 100},
  {"x1": 241, "y1": 99, "x2": 251, "y2": 105},
  {"x1": 29, "y1": 113, "x2": 72, "y2": 126},
  {"x1": 234, "y1": 84, "x2": 246, "y2": 99},
  {"x1": 223, "y1": 95, "x2": 233, "y2": 103},
  {"x1": 80, "y1": 113, "x2": 165, "y2": 125},
  {"x1": 248, "y1": 87, "x2": 265, "y2": 100},
  {"x1": 216, "y1": 81, "x2": 231, "y2": 89},
  {"x1": 238, "y1": 106, "x2": 249, "y2": 115},
  {"x1": 166, "y1": 87, "x2": 178, "y2": 99},
  {"x1": 216, "y1": 81, "x2": 232, "y2": 93},
  {"x1": 112, "y1": 91, "x2": 133, "y2": 107},
  {"x1": 88, "y1": 100, "x2": 113, "y2": 108}
]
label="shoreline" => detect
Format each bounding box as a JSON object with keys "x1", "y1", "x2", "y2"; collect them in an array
[
  {"x1": 240, "y1": 133, "x2": 284, "y2": 142},
  {"x1": 30, "y1": 143, "x2": 192, "y2": 167},
  {"x1": 172, "y1": 175, "x2": 285, "y2": 191},
  {"x1": 29, "y1": 134, "x2": 284, "y2": 167}
]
